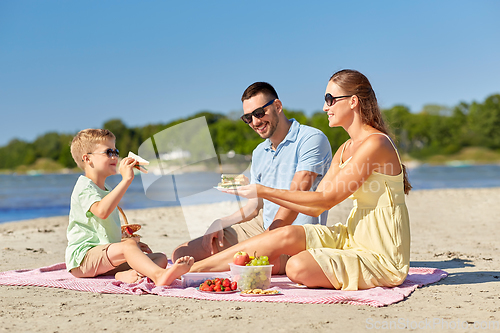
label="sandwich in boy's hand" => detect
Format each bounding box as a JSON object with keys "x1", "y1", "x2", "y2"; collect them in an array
[
  {"x1": 121, "y1": 224, "x2": 141, "y2": 239},
  {"x1": 128, "y1": 151, "x2": 149, "y2": 173}
]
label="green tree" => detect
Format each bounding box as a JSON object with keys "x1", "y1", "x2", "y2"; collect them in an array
[
  {"x1": 467, "y1": 94, "x2": 500, "y2": 148},
  {"x1": 284, "y1": 109, "x2": 308, "y2": 125},
  {"x1": 33, "y1": 132, "x2": 63, "y2": 161},
  {"x1": 0, "y1": 139, "x2": 35, "y2": 169},
  {"x1": 382, "y1": 105, "x2": 412, "y2": 152}
]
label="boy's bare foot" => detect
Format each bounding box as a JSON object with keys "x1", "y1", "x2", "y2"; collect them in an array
[
  {"x1": 154, "y1": 256, "x2": 194, "y2": 286},
  {"x1": 115, "y1": 269, "x2": 141, "y2": 284}
]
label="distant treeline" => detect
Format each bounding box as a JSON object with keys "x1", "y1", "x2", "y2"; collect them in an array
[{"x1": 1, "y1": 93, "x2": 499, "y2": 171}]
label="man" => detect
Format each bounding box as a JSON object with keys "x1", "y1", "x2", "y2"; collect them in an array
[{"x1": 172, "y1": 82, "x2": 332, "y2": 273}]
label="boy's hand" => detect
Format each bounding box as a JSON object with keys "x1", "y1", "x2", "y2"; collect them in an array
[
  {"x1": 138, "y1": 242, "x2": 153, "y2": 254},
  {"x1": 119, "y1": 157, "x2": 136, "y2": 182}
]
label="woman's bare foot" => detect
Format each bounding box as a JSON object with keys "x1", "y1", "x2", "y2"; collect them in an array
[
  {"x1": 154, "y1": 256, "x2": 194, "y2": 286},
  {"x1": 115, "y1": 269, "x2": 141, "y2": 284}
]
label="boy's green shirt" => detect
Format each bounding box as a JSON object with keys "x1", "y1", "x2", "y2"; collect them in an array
[{"x1": 65, "y1": 175, "x2": 121, "y2": 271}]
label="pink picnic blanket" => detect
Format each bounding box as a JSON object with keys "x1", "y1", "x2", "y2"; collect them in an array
[{"x1": 0, "y1": 263, "x2": 447, "y2": 307}]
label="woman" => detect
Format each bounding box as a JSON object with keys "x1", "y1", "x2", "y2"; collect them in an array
[{"x1": 191, "y1": 69, "x2": 411, "y2": 290}]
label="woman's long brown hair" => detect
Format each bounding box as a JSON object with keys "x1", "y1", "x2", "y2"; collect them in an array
[{"x1": 330, "y1": 69, "x2": 412, "y2": 194}]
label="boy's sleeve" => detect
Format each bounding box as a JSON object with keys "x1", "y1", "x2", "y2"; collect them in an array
[
  {"x1": 296, "y1": 133, "x2": 332, "y2": 176},
  {"x1": 78, "y1": 184, "x2": 103, "y2": 216}
]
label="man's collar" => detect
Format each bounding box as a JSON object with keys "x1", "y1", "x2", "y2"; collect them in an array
[{"x1": 264, "y1": 119, "x2": 299, "y2": 151}]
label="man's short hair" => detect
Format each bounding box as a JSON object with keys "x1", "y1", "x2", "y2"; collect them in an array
[
  {"x1": 241, "y1": 82, "x2": 279, "y2": 102},
  {"x1": 70, "y1": 129, "x2": 115, "y2": 170}
]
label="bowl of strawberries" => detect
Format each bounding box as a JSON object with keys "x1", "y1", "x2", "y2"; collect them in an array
[{"x1": 198, "y1": 278, "x2": 238, "y2": 293}]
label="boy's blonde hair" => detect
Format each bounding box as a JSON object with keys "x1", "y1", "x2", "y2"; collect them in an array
[{"x1": 71, "y1": 129, "x2": 116, "y2": 170}]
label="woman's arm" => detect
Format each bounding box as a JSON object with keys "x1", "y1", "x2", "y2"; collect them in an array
[{"x1": 229, "y1": 136, "x2": 396, "y2": 217}]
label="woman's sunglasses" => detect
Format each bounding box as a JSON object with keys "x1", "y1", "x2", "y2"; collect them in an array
[
  {"x1": 87, "y1": 148, "x2": 120, "y2": 158},
  {"x1": 325, "y1": 93, "x2": 353, "y2": 107},
  {"x1": 241, "y1": 99, "x2": 276, "y2": 124}
]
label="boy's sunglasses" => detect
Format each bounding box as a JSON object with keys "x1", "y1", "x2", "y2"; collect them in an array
[
  {"x1": 325, "y1": 93, "x2": 353, "y2": 107},
  {"x1": 241, "y1": 99, "x2": 276, "y2": 124},
  {"x1": 88, "y1": 148, "x2": 120, "y2": 158}
]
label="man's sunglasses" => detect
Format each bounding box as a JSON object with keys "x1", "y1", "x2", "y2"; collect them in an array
[
  {"x1": 325, "y1": 93, "x2": 353, "y2": 107},
  {"x1": 87, "y1": 148, "x2": 120, "y2": 158},
  {"x1": 241, "y1": 99, "x2": 276, "y2": 124}
]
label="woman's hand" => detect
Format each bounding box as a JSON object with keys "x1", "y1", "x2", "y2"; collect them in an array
[{"x1": 219, "y1": 184, "x2": 260, "y2": 199}]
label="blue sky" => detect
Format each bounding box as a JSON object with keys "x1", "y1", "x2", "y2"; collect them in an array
[{"x1": 1, "y1": 0, "x2": 499, "y2": 146}]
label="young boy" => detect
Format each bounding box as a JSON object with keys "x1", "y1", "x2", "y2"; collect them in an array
[{"x1": 66, "y1": 129, "x2": 193, "y2": 285}]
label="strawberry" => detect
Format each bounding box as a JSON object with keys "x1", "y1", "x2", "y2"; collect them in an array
[
  {"x1": 230, "y1": 281, "x2": 237, "y2": 291},
  {"x1": 222, "y1": 278, "x2": 231, "y2": 288}
]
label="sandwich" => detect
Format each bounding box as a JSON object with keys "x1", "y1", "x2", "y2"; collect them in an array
[
  {"x1": 128, "y1": 151, "x2": 149, "y2": 173},
  {"x1": 121, "y1": 224, "x2": 141, "y2": 239},
  {"x1": 217, "y1": 174, "x2": 249, "y2": 188}
]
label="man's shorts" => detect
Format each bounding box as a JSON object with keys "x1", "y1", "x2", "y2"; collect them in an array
[
  {"x1": 217, "y1": 213, "x2": 291, "y2": 275},
  {"x1": 70, "y1": 244, "x2": 121, "y2": 278}
]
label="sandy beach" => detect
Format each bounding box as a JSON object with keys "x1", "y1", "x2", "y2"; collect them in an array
[{"x1": 1, "y1": 187, "x2": 499, "y2": 332}]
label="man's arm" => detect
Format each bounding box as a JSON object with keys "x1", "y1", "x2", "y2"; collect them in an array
[
  {"x1": 207, "y1": 197, "x2": 263, "y2": 232},
  {"x1": 200, "y1": 197, "x2": 263, "y2": 255},
  {"x1": 266, "y1": 170, "x2": 317, "y2": 231}
]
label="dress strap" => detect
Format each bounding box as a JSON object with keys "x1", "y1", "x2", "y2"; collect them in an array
[
  {"x1": 364, "y1": 133, "x2": 402, "y2": 166},
  {"x1": 339, "y1": 140, "x2": 351, "y2": 167}
]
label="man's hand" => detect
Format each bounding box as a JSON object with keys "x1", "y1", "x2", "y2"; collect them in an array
[{"x1": 202, "y1": 219, "x2": 225, "y2": 255}]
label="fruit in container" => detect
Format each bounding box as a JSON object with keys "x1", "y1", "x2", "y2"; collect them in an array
[
  {"x1": 229, "y1": 263, "x2": 273, "y2": 290},
  {"x1": 233, "y1": 251, "x2": 251, "y2": 266}
]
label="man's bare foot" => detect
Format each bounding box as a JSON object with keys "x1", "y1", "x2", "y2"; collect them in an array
[
  {"x1": 115, "y1": 269, "x2": 141, "y2": 284},
  {"x1": 154, "y1": 256, "x2": 194, "y2": 286}
]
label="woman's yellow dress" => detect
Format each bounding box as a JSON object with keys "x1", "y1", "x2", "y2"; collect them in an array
[{"x1": 303, "y1": 134, "x2": 410, "y2": 290}]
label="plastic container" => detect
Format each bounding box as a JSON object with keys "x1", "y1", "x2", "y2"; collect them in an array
[
  {"x1": 229, "y1": 263, "x2": 273, "y2": 290},
  {"x1": 181, "y1": 272, "x2": 230, "y2": 288}
]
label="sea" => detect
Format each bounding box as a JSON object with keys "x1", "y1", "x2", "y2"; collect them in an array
[{"x1": 1, "y1": 164, "x2": 500, "y2": 224}]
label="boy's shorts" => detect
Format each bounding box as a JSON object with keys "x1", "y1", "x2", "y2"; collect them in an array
[
  {"x1": 217, "y1": 213, "x2": 291, "y2": 275},
  {"x1": 70, "y1": 244, "x2": 119, "y2": 278}
]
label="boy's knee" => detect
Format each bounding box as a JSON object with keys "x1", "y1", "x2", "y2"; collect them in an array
[{"x1": 121, "y1": 238, "x2": 139, "y2": 249}]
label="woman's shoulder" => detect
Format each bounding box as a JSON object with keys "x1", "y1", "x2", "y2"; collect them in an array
[
  {"x1": 360, "y1": 132, "x2": 401, "y2": 167},
  {"x1": 353, "y1": 132, "x2": 397, "y2": 160},
  {"x1": 362, "y1": 132, "x2": 394, "y2": 149}
]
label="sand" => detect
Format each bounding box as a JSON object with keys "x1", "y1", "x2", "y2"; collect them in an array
[{"x1": 1, "y1": 188, "x2": 499, "y2": 332}]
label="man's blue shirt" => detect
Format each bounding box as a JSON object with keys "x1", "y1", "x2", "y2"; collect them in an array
[{"x1": 250, "y1": 119, "x2": 332, "y2": 229}]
